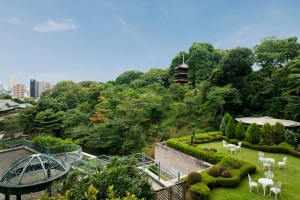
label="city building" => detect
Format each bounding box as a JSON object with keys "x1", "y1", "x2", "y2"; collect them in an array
[
  {"x1": 174, "y1": 56, "x2": 189, "y2": 85},
  {"x1": 30, "y1": 79, "x2": 37, "y2": 99},
  {"x1": 12, "y1": 84, "x2": 26, "y2": 99},
  {"x1": 8, "y1": 75, "x2": 16, "y2": 92},
  {"x1": 30, "y1": 79, "x2": 52, "y2": 99}
]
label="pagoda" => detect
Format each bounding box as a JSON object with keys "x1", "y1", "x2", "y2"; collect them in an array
[{"x1": 174, "y1": 55, "x2": 189, "y2": 84}]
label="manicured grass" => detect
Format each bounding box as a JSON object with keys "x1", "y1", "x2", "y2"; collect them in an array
[{"x1": 197, "y1": 141, "x2": 300, "y2": 200}]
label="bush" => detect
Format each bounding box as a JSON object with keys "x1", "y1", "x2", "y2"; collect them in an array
[
  {"x1": 218, "y1": 156, "x2": 243, "y2": 168},
  {"x1": 219, "y1": 166, "x2": 227, "y2": 174},
  {"x1": 208, "y1": 167, "x2": 220, "y2": 177},
  {"x1": 261, "y1": 123, "x2": 272, "y2": 145},
  {"x1": 221, "y1": 170, "x2": 232, "y2": 178},
  {"x1": 186, "y1": 172, "x2": 202, "y2": 186},
  {"x1": 225, "y1": 118, "x2": 235, "y2": 139},
  {"x1": 187, "y1": 182, "x2": 210, "y2": 200},
  {"x1": 272, "y1": 122, "x2": 285, "y2": 144},
  {"x1": 232, "y1": 163, "x2": 241, "y2": 169},
  {"x1": 201, "y1": 171, "x2": 216, "y2": 188},
  {"x1": 245, "y1": 123, "x2": 260, "y2": 144},
  {"x1": 209, "y1": 148, "x2": 217, "y2": 153},
  {"x1": 235, "y1": 123, "x2": 245, "y2": 140}
]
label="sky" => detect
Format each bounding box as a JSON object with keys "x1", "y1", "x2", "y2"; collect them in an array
[{"x1": 1, "y1": 0, "x2": 300, "y2": 89}]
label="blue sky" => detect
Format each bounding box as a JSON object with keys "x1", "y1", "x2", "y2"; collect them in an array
[{"x1": 1, "y1": 0, "x2": 300, "y2": 89}]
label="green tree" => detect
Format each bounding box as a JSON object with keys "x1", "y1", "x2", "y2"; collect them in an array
[
  {"x1": 245, "y1": 123, "x2": 260, "y2": 144},
  {"x1": 225, "y1": 118, "x2": 235, "y2": 139},
  {"x1": 272, "y1": 122, "x2": 285, "y2": 145},
  {"x1": 255, "y1": 36, "x2": 300, "y2": 70},
  {"x1": 261, "y1": 123, "x2": 272, "y2": 145},
  {"x1": 235, "y1": 122, "x2": 245, "y2": 140},
  {"x1": 35, "y1": 109, "x2": 64, "y2": 135},
  {"x1": 115, "y1": 70, "x2": 144, "y2": 85}
]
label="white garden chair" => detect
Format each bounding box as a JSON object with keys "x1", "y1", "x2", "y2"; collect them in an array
[
  {"x1": 236, "y1": 141, "x2": 242, "y2": 152},
  {"x1": 263, "y1": 159, "x2": 272, "y2": 170},
  {"x1": 230, "y1": 145, "x2": 237, "y2": 155},
  {"x1": 264, "y1": 170, "x2": 274, "y2": 180},
  {"x1": 248, "y1": 174, "x2": 258, "y2": 193},
  {"x1": 278, "y1": 157, "x2": 287, "y2": 170},
  {"x1": 269, "y1": 182, "x2": 282, "y2": 200},
  {"x1": 258, "y1": 151, "x2": 264, "y2": 164},
  {"x1": 222, "y1": 140, "x2": 229, "y2": 151}
]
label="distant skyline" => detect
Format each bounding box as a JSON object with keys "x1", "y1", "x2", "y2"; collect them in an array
[{"x1": 1, "y1": 0, "x2": 300, "y2": 89}]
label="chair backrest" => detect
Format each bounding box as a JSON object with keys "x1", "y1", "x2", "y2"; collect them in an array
[
  {"x1": 238, "y1": 141, "x2": 241, "y2": 147},
  {"x1": 223, "y1": 140, "x2": 226, "y2": 145},
  {"x1": 264, "y1": 170, "x2": 274, "y2": 179},
  {"x1": 248, "y1": 174, "x2": 252, "y2": 182},
  {"x1": 258, "y1": 151, "x2": 264, "y2": 157},
  {"x1": 273, "y1": 182, "x2": 282, "y2": 189},
  {"x1": 283, "y1": 156, "x2": 287, "y2": 163}
]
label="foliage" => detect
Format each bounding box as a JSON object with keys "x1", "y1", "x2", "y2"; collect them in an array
[
  {"x1": 187, "y1": 172, "x2": 202, "y2": 186},
  {"x1": 32, "y1": 135, "x2": 76, "y2": 147},
  {"x1": 272, "y1": 122, "x2": 285, "y2": 145},
  {"x1": 235, "y1": 122, "x2": 245, "y2": 140},
  {"x1": 221, "y1": 170, "x2": 232, "y2": 178},
  {"x1": 115, "y1": 70, "x2": 144, "y2": 85},
  {"x1": 225, "y1": 118, "x2": 235, "y2": 139},
  {"x1": 284, "y1": 130, "x2": 300, "y2": 146},
  {"x1": 187, "y1": 182, "x2": 210, "y2": 200},
  {"x1": 261, "y1": 123, "x2": 272, "y2": 145},
  {"x1": 245, "y1": 123, "x2": 260, "y2": 144}
]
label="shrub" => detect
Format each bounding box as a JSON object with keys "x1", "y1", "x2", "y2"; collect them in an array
[
  {"x1": 218, "y1": 156, "x2": 243, "y2": 168},
  {"x1": 225, "y1": 118, "x2": 235, "y2": 139},
  {"x1": 203, "y1": 148, "x2": 209, "y2": 151},
  {"x1": 208, "y1": 167, "x2": 220, "y2": 177},
  {"x1": 209, "y1": 148, "x2": 217, "y2": 153},
  {"x1": 296, "y1": 148, "x2": 300, "y2": 152},
  {"x1": 186, "y1": 172, "x2": 202, "y2": 186},
  {"x1": 284, "y1": 130, "x2": 300, "y2": 146},
  {"x1": 245, "y1": 123, "x2": 260, "y2": 144},
  {"x1": 201, "y1": 171, "x2": 216, "y2": 188},
  {"x1": 235, "y1": 123, "x2": 245, "y2": 140},
  {"x1": 232, "y1": 163, "x2": 241, "y2": 169},
  {"x1": 272, "y1": 122, "x2": 285, "y2": 145},
  {"x1": 221, "y1": 170, "x2": 232, "y2": 178},
  {"x1": 187, "y1": 182, "x2": 210, "y2": 200},
  {"x1": 261, "y1": 123, "x2": 272, "y2": 145},
  {"x1": 219, "y1": 166, "x2": 227, "y2": 174}
]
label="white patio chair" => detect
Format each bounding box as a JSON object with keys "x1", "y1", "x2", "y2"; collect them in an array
[
  {"x1": 230, "y1": 145, "x2": 237, "y2": 154},
  {"x1": 222, "y1": 140, "x2": 229, "y2": 151},
  {"x1": 236, "y1": 141, "x2": 242, "y2": 152},
  {"x1": 248, "y1": 174, "x2": 258, "y2": 193},
  {"x1": 278, "y1": 157, "x2": 287, "y2": 170},
  {"x1": 264, "y1": 170, "x2": 274, "y2": 180},
  {"x1": 258, "y1": 151, "x2": 264, "y2": 164},
  {"x1": 263, "y1": 159, "x2": 272, "y2": 170},
  {"x1": 269, "y1": 182, "x2": 282, "y2": 200}
]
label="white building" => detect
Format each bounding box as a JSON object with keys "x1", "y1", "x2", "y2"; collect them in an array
[{"x1": 8, "y1": 75, "x2": 16, "y2": 92}]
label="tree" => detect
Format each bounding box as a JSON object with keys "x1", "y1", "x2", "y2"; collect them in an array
[
  {"x1": 245, "y1": 123, "x2": 260, "y2": 144},
  {"x1": 254, "y1": 36, "x2": 300, "y2": 70},
  {"x1": 272, "y1": 122, "x2": 285, "y2": 145},
  {"x1": 261, "y1": 123, "x2": 272, "y2": 145},
  {"x1": 187, "y1": 43, "x2": 225, "y2": 86},
  {"x1": 115, "y1": 70, "x2": 144, "y2": 85},
  {"x1": 225, "y1": 118, "x2": 235, "y2": 139},
  {"x1": 35, "y1": 109, "x2": 64, "y2": 135},
  {"x1": 235, "y1": 122, "x2": 245, "y2": 140},
  {"x1": 219, "y1": 47, "x2": 254, "y2": 89}
]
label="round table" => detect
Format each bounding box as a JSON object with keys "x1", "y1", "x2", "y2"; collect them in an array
[
  {"x1": 262, "y1": 158, "x2": 275, "y2": 169},
  {"x1": 258, "y1": 178, "x2": 274, "y2": 195}
]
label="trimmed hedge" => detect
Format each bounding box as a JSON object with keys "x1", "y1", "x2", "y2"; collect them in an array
[{"x1": 187, "y1": 182, "x2": 210, "y2": 200}]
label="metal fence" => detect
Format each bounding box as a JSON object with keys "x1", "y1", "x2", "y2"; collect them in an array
[{"x1": 155, "y1": 182, "x2": 186, "y2": 200}]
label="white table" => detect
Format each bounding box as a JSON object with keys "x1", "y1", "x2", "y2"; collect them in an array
[
  {"x1": 227, "y1": 144, "x2": 237, "y2": 154},
  {"x1": 262, "y1": 158, "x2": 275, "y2": 169},
  {"x1": 258, "y1": 178, "x2": 274, "y2": 195}
]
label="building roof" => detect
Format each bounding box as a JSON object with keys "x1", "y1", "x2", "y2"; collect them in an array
[{"x1": 235, "y1": 116, "x2": 300, "y2": 127}]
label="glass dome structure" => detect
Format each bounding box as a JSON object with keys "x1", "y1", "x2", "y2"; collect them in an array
[{"x1": 0, "y1": 153, "x2": 70, "y2": 197}]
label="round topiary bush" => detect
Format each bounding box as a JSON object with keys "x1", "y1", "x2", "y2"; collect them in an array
[
  {"x1": 232, "y1": 163, "x2": 241, "y2": 169},
  {"x1": 209, "y1": 148, "x2": 217, "y2": 153},
  {"x1": 221, "y1": 170, "x2": 232, "y2": 178},
  {"x1": 203, "y1": 148, "x2": 209, "y2": 151},
  {"x1": 296, "y1": 148, "x2": 300, "y2": 152},
  {"x1": 219, "y1": 166, "x2": 227, "y2": 173},
  {"x1": 208, "y1": 167, "x2": 220, "y2": 177},
  {"x1": 187, "y1": 172, "x2": 202, "y2": 186},
  {"x1": 187, "y1": 182, "x2": 210, "y2": 200}
]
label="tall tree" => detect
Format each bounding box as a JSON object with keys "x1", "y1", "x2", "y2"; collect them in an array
[{"x1": 254, "y1": 36, "x2": 300, "y2": 70}]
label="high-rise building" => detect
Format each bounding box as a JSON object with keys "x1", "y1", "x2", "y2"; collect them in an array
[
  {"x1": 13, "y1": 84, "x2": 26, "y2": 99},
  {"x1": 30, "y1": 79, "x2": 37, "y2": 99},
  {"x1": 30, "y1": 79, "x2": 52, "y2": 99},
  {"x1": 8, "y1": 75, "x2": 16, "y2": 91}
]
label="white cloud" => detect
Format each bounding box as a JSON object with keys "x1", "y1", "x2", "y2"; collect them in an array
[
  {"x1": 6, "y1": 17, "x2": 22, "y2": 25},
  {"x1": 34, "y1": 19, "x2": 77, "y2": 32}
]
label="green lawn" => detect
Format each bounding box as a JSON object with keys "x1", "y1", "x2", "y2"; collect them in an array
[{"x1": 197, "y1": 141, "x2": 300, "y2": 200}]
